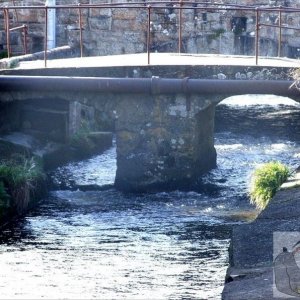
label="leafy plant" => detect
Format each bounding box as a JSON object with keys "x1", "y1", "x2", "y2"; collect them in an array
[
  {"x1": 0, "y1": 155, "x2": 43, "y2": 187},
  {"x1": 212, "y1": 28, "x2": 226, "y2": 38},
  {"x1": 0, "y1": 181, "x2": 11, "y2": 220},
  {"x1": 249, "y1": 161, "x2": 290, "y2": 210},
  {"x1": 70, "y1": 121, "x2": 95, "y2": 155},
  {"x1": 0, "y1": 155, "x2": 44, "y2": 215},
  {"x1": 0, "y1": 181, "x2": 10, "y2": 206}
]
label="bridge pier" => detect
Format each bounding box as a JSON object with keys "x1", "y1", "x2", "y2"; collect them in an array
[{"x1": 114, "y1": 93, "x2": 217, "y2": 192}]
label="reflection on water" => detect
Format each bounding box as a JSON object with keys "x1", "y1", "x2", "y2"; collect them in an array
[{"x1": 1, "y1": 96, "x2": 300, "y2": 299}]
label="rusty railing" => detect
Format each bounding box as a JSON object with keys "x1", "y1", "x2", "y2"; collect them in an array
[{"x1": 1, "y1": 1, "x2": 300, "y2": 67}]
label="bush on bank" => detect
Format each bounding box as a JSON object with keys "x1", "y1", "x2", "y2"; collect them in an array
[
  {"x1": 70, "y1": 129, "x2": 95, "y2": 156},
  {"x1": 0, "y1": 155, "x2": 46, "y2": 222},
  {"x1": 69, "y1": 122, "x2": 113, "y2": 159},
  {"x1": 249, "y1": 161, "x2": 290, "y2": 210}
]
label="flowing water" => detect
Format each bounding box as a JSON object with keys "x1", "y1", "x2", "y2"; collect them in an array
[{"x1": 1, "y1": 96, "x2": 300, "y2": 299}]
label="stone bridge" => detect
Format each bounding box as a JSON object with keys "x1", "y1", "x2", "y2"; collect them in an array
[{"x1": 0, "y1": 53, "x2": 300, "y2": 192}]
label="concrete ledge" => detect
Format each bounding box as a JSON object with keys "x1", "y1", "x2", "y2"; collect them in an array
[
  {"x1": 222, "y1": 169, "x2": 300, "y2": 299},
  {"x1": 11, "y1": 53, "x2": 300, "y2": 69},
  {"x1": 0, "y1": 45, "x2": 79, "y2": 70}
]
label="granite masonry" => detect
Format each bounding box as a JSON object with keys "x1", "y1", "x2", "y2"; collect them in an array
[{"x1": 1, "y1": 0, "x2": 300, "y2": 59}]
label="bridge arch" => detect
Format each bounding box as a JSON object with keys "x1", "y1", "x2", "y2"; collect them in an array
[{"x1": 215, "y1": 94, "x2": 300, "y2": 138}]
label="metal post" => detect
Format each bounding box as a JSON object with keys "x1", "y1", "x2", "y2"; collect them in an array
[
  {"x1": 46, "y1": 0, "x2": 56, "y2": 50},
  {"x1": 178, "y1": 0, "x2": 183, "y2": 53},
  {"x1": 147, "y1": 5, "x2": 151, "y2": 65},
  {"x1": 278, "y1": 6, "x2": 282, "y2": 57},
  {"x1": 255, "y1": 8, "x2": 259, "y2": 65},
  {"x1": 78, "y1": 4, "x2": 83, "y2": 58},
  {"x1": 4, "y1": 8, "x2": 11, "y2": 58},
  {"x1": 23, "y1": 25, "x2": 28, "y2": 55},
  {"x1": 44, "y1": 6, "x2": 48, "y2": 68}
]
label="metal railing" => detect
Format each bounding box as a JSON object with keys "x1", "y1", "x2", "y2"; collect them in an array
[{"x1": 1, "y1": 1, "x2": 300, "y2": 67}]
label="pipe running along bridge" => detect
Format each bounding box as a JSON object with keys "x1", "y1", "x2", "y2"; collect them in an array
[{"x1": 0, "y1": 54, "x2": 299, "y2": 192}]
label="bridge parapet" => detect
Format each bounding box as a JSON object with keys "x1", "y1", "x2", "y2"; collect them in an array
[{"x1": 0, "y1": 54, "x2": 296, "y2": 81}]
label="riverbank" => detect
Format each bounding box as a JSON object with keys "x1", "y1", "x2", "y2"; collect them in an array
[
  {"x1": 0, "y1": 131, "x2": 113, "y2": 226},
  {"x1": 222, "y1": 168, "x2": 300, "y2": 299}
]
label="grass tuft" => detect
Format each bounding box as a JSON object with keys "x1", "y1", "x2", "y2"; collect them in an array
[
  {"x1": 0, "y1": 155, "x2": 45, "y2": 216},
  {"x1": 249, "y1": 161, "x2": 290, "y2": 210}
]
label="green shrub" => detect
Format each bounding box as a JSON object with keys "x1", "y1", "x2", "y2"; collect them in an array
[
  {"x1": 70, "y1": 131, "x2": 94, "y2": 153},
  {"x1": 249, "y1": 161, "x2": 290, "y2": 210},
  {"x1": 0, "y1": 181, "x2": 10, "y2": 220},
  {"x1": 0, "y1": 156, "x2": 43, "y2": 187},
  {"x1": 212, "y1": 28, "x2": 226, "y2": 38},
  {"x1": 0, "y1": 155, "x2": 44, "y2": 215},
  {"x1": 70, "y1": 121, "x2": 95, "y2": 155},
  {"x1": 0, "y1": 181, "x2": 10, "y2": 205}
]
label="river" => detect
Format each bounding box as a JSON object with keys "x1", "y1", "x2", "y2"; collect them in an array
[{"x1": 0, "y1": 95, "x2": 300, "y2": 299}]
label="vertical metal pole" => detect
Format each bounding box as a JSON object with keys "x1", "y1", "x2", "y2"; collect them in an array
[
  {"x1": 278, "y1": 6, "x2": 282, "y2": 57},
  {"x1": 147, "y1": 5, "x2": 151, "y2": 65},
  {"x1": 255, "y1": 8, "x2": 259, "y2": 65},
  {"x1": 4, "y1": 9, "x2": 7, "y2": 57},
  {"x1": 44, "y1": 6, "x2": 48, "y2": 68},
  {"x1": 5, "y1": 8, "x2": 11, "y2": 58},
  {"x1": 178, "y1": 0, "x2": 183, "y2": 53},
  {"x1": 23, "y1": 25, "x2": 28, "y2": 55},
  {"x1": 78, "y1": 4, "x2": 83, "y2": 58}
]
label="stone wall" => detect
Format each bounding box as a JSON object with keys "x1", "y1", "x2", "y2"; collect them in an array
[
  {"x1": 1, "y1": 0, "x2": 300, "y2": 58},
  {"x1": 114, "y1": 93, "x2": 217, "y2": 192}
]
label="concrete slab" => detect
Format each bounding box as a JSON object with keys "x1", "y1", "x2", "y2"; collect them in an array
[{"x1": 14, "y1": 53, "x2": 300, "y2": 70}]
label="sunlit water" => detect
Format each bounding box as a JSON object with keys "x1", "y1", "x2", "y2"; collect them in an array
[{"x1": 1, "y1": 96, "x2": 300, "y2": 299}]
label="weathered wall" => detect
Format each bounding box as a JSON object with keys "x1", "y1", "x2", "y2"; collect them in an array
[
  {"x1": 114, "y1": 93, "x2": 217, "y2": 191},
  {"x1": 1, "y1": 0, "x2": 300, "y2": 58}
]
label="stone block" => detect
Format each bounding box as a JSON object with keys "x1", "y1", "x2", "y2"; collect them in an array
[
  {"x1": 16, "y1": 10, "x2": 41, "y2": 23},
  {"x1": 183, "y1": 22, "x2": 196, "y2": 34},
  {"x1": 113, "y1": 8, "x2": 139, "y2": 20},
  {"x1": 90, "y1": 8, "x2": 112, "y2": 18},
  {"x1": 112, "y1": 19, "x2": 146, "y2": 32},
  {"x1": 88, "y1": 16, "x2": 111, "y2": 31}
]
